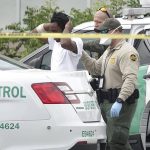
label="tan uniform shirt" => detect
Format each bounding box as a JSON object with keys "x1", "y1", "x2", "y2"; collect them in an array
[{"x1": 81, "y1": 40, "x2": 140, "y2": 101}]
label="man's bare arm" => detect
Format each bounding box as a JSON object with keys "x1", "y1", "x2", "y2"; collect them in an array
[
  {"x1": 32, "y1": 23, "x2": 51, "y2": 43},
  {"x1": 32, "y1": 23, "x2": 51, "y2": 33},
  {"x1": 60, "y1": 20, "x2": 78, "y2": 54}
]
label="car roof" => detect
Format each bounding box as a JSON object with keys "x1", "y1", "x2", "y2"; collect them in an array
[
  {"x1": 72, "y1": 21, "x2": 94, "y2": 33},
  {"x1": 0, "y1": 54, "x2": 31, "y2": 70},
  {"x1": 117, "y1": 17, "x2": 150, "y2": 25},
  {"x1": 73, "y1": 17, "x2": 150, "y2": 32}
]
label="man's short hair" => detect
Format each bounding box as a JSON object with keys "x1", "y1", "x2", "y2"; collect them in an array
[{"x1": 51, "y1": 12, "x2": 69, "y2": 31}]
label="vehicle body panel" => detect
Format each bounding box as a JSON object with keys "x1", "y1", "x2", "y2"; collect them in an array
[{"x1": 0, "y1": 56, "x2": 106, "y2": 150}]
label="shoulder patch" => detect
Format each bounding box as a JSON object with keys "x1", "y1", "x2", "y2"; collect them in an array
[{"x1": 130, "y1": 54, "x2": 137, "y2": 61}]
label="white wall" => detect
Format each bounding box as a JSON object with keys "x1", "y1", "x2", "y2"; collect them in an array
[
  {"x1": 0, "y1": 0, "x2": 96, "y2": 30},
  {"x1": 0, "y1": 0, "x2": 17, "y2": 29},
  {"x1": 57, "y1": 0, "x2": 89, "y2": 14}
]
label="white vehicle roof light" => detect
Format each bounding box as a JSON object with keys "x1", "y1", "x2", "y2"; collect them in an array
[
  {"x1": 72, "y1": 21, "x2": 94, "y2": 33},
  {"x1": 122, "y1": 8, "x2": 150, "y2": 19},
  {"x1": 140, "y1": 0, "x2": 150, "y2": 7},
  {"x1": 144, "y1": 25, "x2": 150, "y2": 30}
]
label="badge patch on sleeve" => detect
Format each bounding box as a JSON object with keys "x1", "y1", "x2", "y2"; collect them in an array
[
  {"x1": 109, "y1": 58, "x2": 116, "y2": 64},
  {"x1": 130, "y1": 54, "x2": 137, "y2": 61}
]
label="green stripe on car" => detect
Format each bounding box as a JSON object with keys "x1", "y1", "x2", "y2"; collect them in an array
[{"x1": 130, "y1": 65, "x2": 148, "y2": 134}]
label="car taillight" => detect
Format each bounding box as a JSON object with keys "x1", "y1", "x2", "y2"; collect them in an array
[
  {"x1": 32, "y1": 82, "x2": 69, "y2": 104},
  {"x1": 32, "y1": 82, "x2": 80, "y2": 104}
]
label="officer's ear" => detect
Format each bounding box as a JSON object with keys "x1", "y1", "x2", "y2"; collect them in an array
[{"x1": 117, "y1": 26, "x2": 123, "y2": 33}]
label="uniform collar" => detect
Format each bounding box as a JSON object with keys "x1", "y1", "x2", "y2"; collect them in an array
[{"x1": 108, "y1": 40, "x2": 126, "y2": 52}]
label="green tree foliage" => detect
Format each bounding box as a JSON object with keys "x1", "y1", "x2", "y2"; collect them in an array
[
  {"x1": 109, "y1": 0, "x2": 126, "y2": 17},
  {"x1": 127, "y1": 0, "x2": 141, "y2": 8},
  {"x1": 70, "y1": 8, "x2": 93, "y2": 26}
]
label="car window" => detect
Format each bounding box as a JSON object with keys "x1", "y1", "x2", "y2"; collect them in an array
[
  {"x1": 122, "y1": 29, "x2": 130, "y2": 34},
  {"x1": 27, "y1": 51, "x2": 52, "y2": 70},
  {"x1": 40, "y1": 51, "x2": 52, "y2": 70},
  {"x1": 23, "y1": 45, "x2": 51, "y2": 69},
  {"x1": 134, "y1": 30, "x2": 150, "y2": 65}
]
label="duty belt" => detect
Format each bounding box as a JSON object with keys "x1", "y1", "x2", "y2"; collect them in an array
[{"x1": 96, "y1": 88, "x2": 139, "y2": 104}]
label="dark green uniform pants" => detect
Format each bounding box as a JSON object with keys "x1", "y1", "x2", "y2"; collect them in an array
[{"x1": 100, "y1": 99, "x2": 137, "y2": 150}]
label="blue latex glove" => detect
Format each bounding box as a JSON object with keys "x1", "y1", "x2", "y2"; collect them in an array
[{"x1": 110, "y1": 101, "x2": 122, "y2": 117}]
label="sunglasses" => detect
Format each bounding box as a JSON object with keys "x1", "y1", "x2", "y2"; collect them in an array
[
  {"x1": 98, "y1": 7, "x2": 111, "y2": 18},
  {"x1": 94, "y1": 25, "x2": 122, "y2": 33},
  {"x1": 94, "y1": 28, "x2": 112, "y2": 33}
]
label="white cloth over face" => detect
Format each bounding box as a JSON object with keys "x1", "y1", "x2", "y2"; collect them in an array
[{"x1": 48, "y1": 38, "x2": 83, "y2": 71}]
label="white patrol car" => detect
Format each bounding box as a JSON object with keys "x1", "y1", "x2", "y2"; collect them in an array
[
  {"x1": 0, "y1": 54, "x2": 106, "y2": 150},
  {"x1": 21, "y1": 0, "x2": 150, "y2": 149}
]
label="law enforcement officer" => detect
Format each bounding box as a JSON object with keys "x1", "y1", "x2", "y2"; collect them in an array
[
  {"x1": 83, "y1": 7, "x2": 113, "y2": 57},
  {"x1": 81, "y1": 18, "x2": 140, "y2": 150}
]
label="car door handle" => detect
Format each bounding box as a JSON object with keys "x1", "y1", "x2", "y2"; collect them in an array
[{"x1": 64, "y1": 90, "x2": 94, "y2": 96}]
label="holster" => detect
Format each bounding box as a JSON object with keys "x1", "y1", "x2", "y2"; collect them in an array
[
  {"x1": 126, "y1": 89, "x2": 139, "y2": 104},
  {"x1": 96, "y1": 88, "x2": 139, "y2": 105}
]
